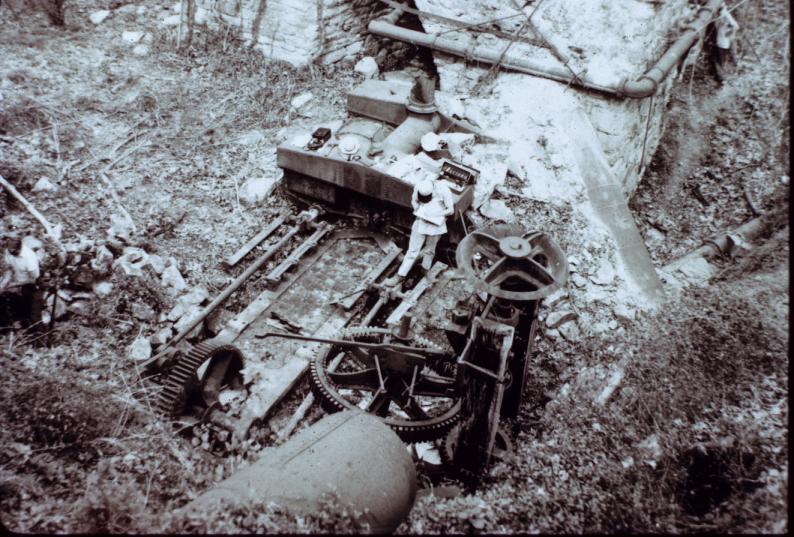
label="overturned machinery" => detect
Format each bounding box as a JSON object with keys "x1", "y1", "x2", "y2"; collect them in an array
[{"x1": 141, "y1": 76, "x2": 569, "y2": 482}]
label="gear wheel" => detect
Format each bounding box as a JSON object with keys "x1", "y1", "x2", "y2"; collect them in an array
[
  {"x1": 157, "y1": 340, "x2": 244, "y2": 417},
  {"x1": 309, "y1": 326, "x2": 461, "y2": 443},
  {"x1": 441, "y1": 424, "x2": 513, "y2": 479}
]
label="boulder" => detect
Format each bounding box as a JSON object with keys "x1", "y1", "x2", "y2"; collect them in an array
[
  {"x1": 478, "y1": 199, "x2": 515, "y2": 223},
  {"x1": 161, "y1": 263, "x2": 187, "y2": 295}
]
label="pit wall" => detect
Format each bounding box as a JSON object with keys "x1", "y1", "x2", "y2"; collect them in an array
[
  {"x1": 192, "y1": 0, "x2": 387, "y2": 66},
  {"x1": 414, "y1": 0, "x2": 696, "y2": 196}
]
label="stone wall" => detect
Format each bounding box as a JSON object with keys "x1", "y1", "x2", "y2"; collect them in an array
[{"x1": 193, "y1": 0, "x2": 387, "y2": 66}]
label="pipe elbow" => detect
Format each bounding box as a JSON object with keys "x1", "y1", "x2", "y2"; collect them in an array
[{"x1": 620, "y1": 76, "x2": 656, "y2": 98}]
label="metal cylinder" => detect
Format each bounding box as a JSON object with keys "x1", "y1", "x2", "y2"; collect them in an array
[
  {"x1": 181, "y1": 410, "x2": 417, "y2": 533},
  {"x1": 381, "y1": 114, "x2": 441, "y2": 158}
]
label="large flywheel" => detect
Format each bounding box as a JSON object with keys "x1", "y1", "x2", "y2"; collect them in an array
[{"x1": 309, "y1": 326, "x2": 461, "y2": 443}]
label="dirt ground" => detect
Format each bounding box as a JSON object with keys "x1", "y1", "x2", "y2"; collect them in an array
[{"x1": 0, "y1": 0, "x2": 788, "y2": 534}]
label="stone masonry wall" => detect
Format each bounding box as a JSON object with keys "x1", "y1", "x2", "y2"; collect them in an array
[{"x1": 193, "y1": 0, "x2": 386, "y2": 66}]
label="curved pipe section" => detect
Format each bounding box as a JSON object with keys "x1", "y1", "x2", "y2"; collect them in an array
[{"x1": 369, "y1": 0, "x2": 723, "y2": 98}]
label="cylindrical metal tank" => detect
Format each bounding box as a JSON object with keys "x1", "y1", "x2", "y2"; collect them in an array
[{"x1": 181, "y1": 410, "x2": 417, "y2": 533}]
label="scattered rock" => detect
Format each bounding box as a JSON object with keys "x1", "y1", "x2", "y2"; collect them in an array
[
  {"x1": 161, "y1": 14, "x2": 181, "y2": 27},
  {"x1": 607, "y1": 319, "x2": 619, "y2": 330},
  {"x1": 114, "y1": 247, "x2": 149, "y2": 277},
  {"x1": 478, "y1": 198, "x2": 515, "y2": 222},
  {"x1": 594, "y1": 365, "x2": 625, "y2": 405},
  {"x1": 136, "y1": 6, "x2": 147, "y2": 16},
  {"x1": 239, "y1": 177, "x2": 277, "y2": 205},
  {"x1": 89, "y1": 10, "x2": 111, "y2": 25},
  {"x1": 91, "y1": 245, "x2": 114, "y2": 277},
  {"x1": 122, "y1": 30, "x2": 145, "y2": 44},
  {"x1": 128, "y1": 337, "x2": 152, "y2": 362},
  {"x1": 150, "y1": 327, "x2": 173, "y2": 348},
  {"x1": 206, "y1": 307, "x2": 234, "y2": 336},
  {"x1": 546, "y1": 309, "x2": 577, "y2": 329},
  {"x1": 92, "y1": 280, "x2": 113, "y2": 297},
  {"x1": 167, "y1": 302, "x2": 185, "y2": 322},
  {"x1": 589, "y1": 262, "x2": 615, "y2": 286},
  {"x1": 613, "y1": 303, "x2": 635, "y2": 323},
  {"x1": 148, "y1": 254, "x2": 165, "y2": 274},
  {"x1": 354, "y1": 56, "x2": 379, "y2": 79},
  {"x1": 32, "y1": 177, "x2": 57, "y2": 192},
  {"x1": 131, "y1": 302, "x2": 157, "y2": 323},
  {"x1": 290, "y1": 92, "x2": 313, "y2": 110},
  {"x1": 108, "y1": 212, "x2": 135, "y2": 241},
  {"x1": 637, "y1": 434, "x2": 663, "y2": 468},
  {"x1": 545, "y1": 328, "x2": 560, "y2": 339},
  {"x1": 178, "y1": 286, "x2": 210, "y2": 309},
  {"x1": 543, "y1": 287, "x2": 568, "y2": 308},
  {"x1": 567, "y1": 255, "x2": 579, "y2": 267},
  {"x1": 132, "y1": 45, "x2": 150, "y2": 57},
  {"x1": 161, "y1": 263, "x2": 187, "y2": 295},
  {"x1": 571, "y1": 273, "x2": 588, "y2": 288},
  {"x1": 67, "y1": 299, "x2": 91, "y2": 316},
  {"x1": 676, "y1": 256, "x2": 717, "y2": 283},
  {"x1": 558, "y1": 321, "x2": 581, "y2": 341}
]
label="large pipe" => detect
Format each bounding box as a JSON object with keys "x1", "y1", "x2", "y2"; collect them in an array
[
  {"x1": 368, "y1": 0, "x2": 723, "y2": 98},
  {"x1": 180, "y1": 410, "x2": 417, "y2": 533}
]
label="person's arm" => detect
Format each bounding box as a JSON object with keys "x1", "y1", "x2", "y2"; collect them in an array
[
  {"x1": 411, "y1": 184, "x2": 420, "y2": 211},
  {"x1": 439, "y1": 182, "x2": 455, "y2": 217}
]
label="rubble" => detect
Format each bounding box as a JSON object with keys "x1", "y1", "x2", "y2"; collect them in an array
[
  {"x1": 354, "y1": 56, "x2": 379, "y2": 79},
  {"x1": 32, "y1": 177, "x2": 57, "y2": 193},
  {"x1": 290, "y1": 92, "x2": 313, "y2": 110},
  {"x1": 161, "y1": 263, "x2": 187, "y2": 295},
  {"x1": 478, "y1": 198, "x2": 515, "y2": 223},
  {"x1": 121, "y1": 31, "x2": 145, "y2": 44},
  {"x1": 589, "y1": 262, "x2": 616, "y2": 286},
  {"x1": 545, "y1": 310, "x2": 578, "y2": 329},
  {"x1": 240, "y1": 177, "x2": 277, "y2": 205},
  {"x1": 570, "y1": 274, "x2": 588, "y2": 288},
  {"x1": 89, "y1": 10, "x2": 111, "y2": 25},
  {"x1": 128, "y1": 336, "x2": 152, "y2": 362}
]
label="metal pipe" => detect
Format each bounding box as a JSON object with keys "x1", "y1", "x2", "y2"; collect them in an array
[
  {"x1": 665, "y1": 215, "x2": 770, "y2": 270},
  {"x1": 368, "y1": 0, "x2": 723, "y2": 98}
]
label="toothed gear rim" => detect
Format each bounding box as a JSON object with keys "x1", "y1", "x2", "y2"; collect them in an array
[
  {"x1": 157, "y1": 340, "x2": 244, "y2": 417},
  {"x1": 309, "y1": 326, "x2": 461, "y2": 443}
]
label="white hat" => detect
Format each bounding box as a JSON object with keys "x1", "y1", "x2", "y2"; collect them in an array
[
  {"x1": 338, "y1": 136, "x2": 360, "y2": 155},
  {"x1": 417, "y1": 180, "x2": 434, "y2": 197},
  {"x1": 420, "y1": 132, "x2": 441, "y2": 152}
]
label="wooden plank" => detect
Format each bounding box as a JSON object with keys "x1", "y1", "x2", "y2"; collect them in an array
[
  {"x1": 386, "y1": 262, "x2": 447, "y2": 326},
  {"x1": 340, "y1": 246, "x2": 401, "y2": 310},
  {"x1": 223, "y1": 216, "x2": 285, "y2": 269}
]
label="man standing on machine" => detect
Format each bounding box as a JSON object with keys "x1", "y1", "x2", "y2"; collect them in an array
[{"x1": 385, "y1": 175, "x2": 454, "y2": 290}]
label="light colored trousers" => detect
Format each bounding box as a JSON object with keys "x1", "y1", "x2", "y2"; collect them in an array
[{"x1": 397, "y1": 225, "x2": 441, "y2": 277}]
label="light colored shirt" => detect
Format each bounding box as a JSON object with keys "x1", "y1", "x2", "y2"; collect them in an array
[{"x1": 412, "y1": 179, "x2": 455, "y2": 236}]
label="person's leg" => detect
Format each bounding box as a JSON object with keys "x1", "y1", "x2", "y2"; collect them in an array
[
  {"x1": 399, "y1": 226, "x2": 426, "y2": 277},
  {"x1": 420, "y1": 234, "x2": 441, "y2": 270}
]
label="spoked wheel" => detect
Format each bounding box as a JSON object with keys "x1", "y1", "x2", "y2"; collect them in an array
[
  {"x1": 456, "y1": 224, "x2": 568, "y2": 301},
  {"x1": 309, "y1": 327, "x2": 461, "y2": 443}
]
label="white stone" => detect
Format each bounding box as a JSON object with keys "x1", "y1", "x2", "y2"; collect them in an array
[
  {"x1": 676, "y1": 256, "x2": 716, "y2": 282},
  {"x1": 607, "y1": 319, "x2": 619, "y2": 330},
  {"x1": 113, "y1": 247, "x2": 149, "y2": 277},
  {"x1": 194, "y1": 7, "x2": 208, "y2": 24},
  {"x1": 161, "y1": 263, "x2": 187, "y2": 294},
  {"x1": 89, "y1": 10, "x2": 111, "y2": 25},
  {"x1": 108, "y1": 212, "x2": 135, "y2": 241},
  {"x1": 90, "y1": 245, "x2": 114, "y2": 276},
  {"x1": 150, "y1": 327, "x2": 173, "y2": 348},
  {"x1": 290, "y1": 92, "x2": 313, "y2": 110},
  {"x1": 122, "y1": 31, "x2": 145, "y2": 44},
  {"x1": 32, "y1": 177, "x2": 57, "y2": 192},
  {"x1": 558, "y1": 321, "x2": 581, "y2": 341},
  {"x1": 148, "y1": 254, "x2": 165, "y2": 275},
  {"x1": 92, "y1": 280, "x2": 113, "y2": 297},
  {"x1": 136, "y1": 6, "x2": 147, "y2": 16},
  {"x1": 544, "y1": 287, "x2": 568, "y2": 308},
  {"x1": 161, "y1": 14, "x2": 181, "y2": 27},
  {"x1": 613, "y1": 303, "x2": 635, "y2": 323},
  {"x1": 128, "y1": 337, "x2": 152, "y2": 362},
  {"x1": 571, "y1": 273, "x2": 588, "y2": 288},
  {"x1": 178, "y1": 286, "x2": 210, "y2": 309},
  {"x1": 131, "y1": 302, "x2": 157, "y2": 322},
  {"x1": 546, "y1": 310, "x2": 577, "y2": 329},
  {"x1": 174, "y1": 310, "x2": 204, "y2": 340},
  {"x1": 240, "y1": 177, "x2": 277, "y2": 205},
  {"x1": 354, "y1": 56, "x2": 379, "y2": 79},
  {"x1": 478, "y1": 198, "x2": 515, "y2": 222},
  {"x1": 590, "y1": 262, "x2": 615, "y2": 286},
  {"x1": 167, "y1": 303, "x2": 185, "y2": 322},
  {"x1": 132, "y1": 45, "x2": 149, "y2": 57}
]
